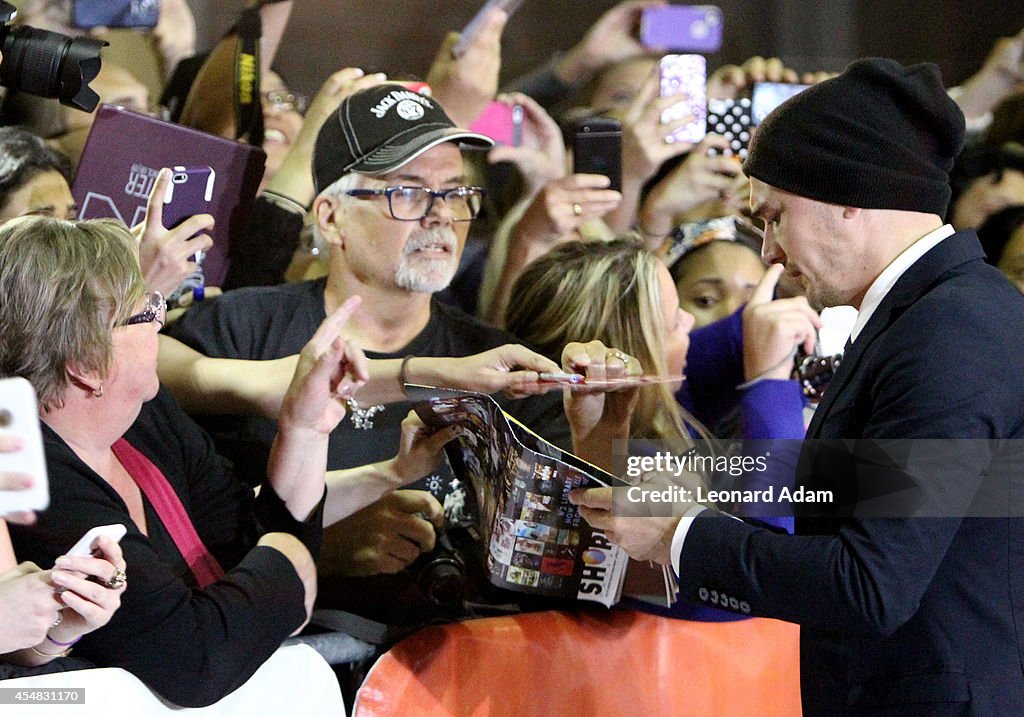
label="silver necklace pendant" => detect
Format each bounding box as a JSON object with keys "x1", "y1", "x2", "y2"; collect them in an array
[{"x1": 346, "y1": 398, "x2": 385, "y2": 430}]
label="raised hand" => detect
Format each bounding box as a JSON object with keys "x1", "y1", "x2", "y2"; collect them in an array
[
  {"x1": 560, "y1": 340, "x2": 640, "y2": 470},
  {"x1": 427, "y1": 7, "x2": 507, "y2": 128},
  {"x1": 279, "y1": 296, "x2": 370, "y2": 436},
  {"x1": 487, "y1": 92, "x2": 567, "y2": 196},
  {"x1": 741, "y1": 264, "x2": 822, "y2": 382}
]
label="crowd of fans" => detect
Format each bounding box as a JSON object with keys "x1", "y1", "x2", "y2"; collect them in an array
[{"x1": 1, "y1": 0, "x2": 1023, "y2": 713}]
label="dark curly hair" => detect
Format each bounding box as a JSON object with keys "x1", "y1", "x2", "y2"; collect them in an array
[{"x1": 0, "y1": 127, "x2": 73, "y2": 215}]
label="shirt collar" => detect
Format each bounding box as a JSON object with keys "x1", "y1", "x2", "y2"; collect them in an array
[{"x1": 849, "y1": 224, "x2": 956, "y2": 344}]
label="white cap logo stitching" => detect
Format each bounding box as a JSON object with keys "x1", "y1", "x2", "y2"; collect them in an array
[
  {"x1": 370, "y1": 89, "x2": 434, "y2": 119},
  {"x1": 396, "y1": 99, "x2": 425, "y2": 121}
]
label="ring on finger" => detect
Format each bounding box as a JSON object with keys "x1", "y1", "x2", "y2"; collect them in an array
[
  {"x1": 610, "y1": 350, "x2": 631, "y2": 365},
  {"x1": 572, "y1": 202, "x2": 583, "y2": 216},
  {"x1": 104, "y1": 568, "x2": 127, "y2": 590},
  {"x1": 51, "y1": 612, "x2": 63, "y2": 628}
]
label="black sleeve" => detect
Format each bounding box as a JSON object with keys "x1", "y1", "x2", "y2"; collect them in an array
[
  {"x1": 163, "y1": 290, "x2": 254, "y2": 359},
  {"x1": 223, "y1": 195, "x2": 304, "y2": 290}
]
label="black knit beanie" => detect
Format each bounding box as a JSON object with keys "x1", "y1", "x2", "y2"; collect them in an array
[{"x1": 743, "y1": 58, "x2": 966, "y2": 216}]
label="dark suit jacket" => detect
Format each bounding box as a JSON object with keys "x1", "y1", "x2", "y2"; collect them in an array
[{"x1": 675, "y1": 231, "x2": 1024, "y2": 715}]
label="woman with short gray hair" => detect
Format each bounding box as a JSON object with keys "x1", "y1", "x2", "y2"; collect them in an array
[{"x1": 1, "y1": 215, "x2": 367, "y2": 707}]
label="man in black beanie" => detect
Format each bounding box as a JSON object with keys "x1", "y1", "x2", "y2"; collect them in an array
[{"x1": 572, "y1": 58, "x2": 1024, "y2": 715}]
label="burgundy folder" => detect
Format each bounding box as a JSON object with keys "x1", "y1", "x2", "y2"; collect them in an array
[{"x1": 72, "y1": 105, "x2": 266, "y2": 286}]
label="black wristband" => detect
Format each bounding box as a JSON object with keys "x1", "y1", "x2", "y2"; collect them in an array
[{"x1": 400, "y1": 355, "x2": 416, "y2": 392}]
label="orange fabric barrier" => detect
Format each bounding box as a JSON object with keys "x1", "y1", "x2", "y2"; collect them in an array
[{"x1": 354, "y1": 608, "x2": 801, "y2": 717}]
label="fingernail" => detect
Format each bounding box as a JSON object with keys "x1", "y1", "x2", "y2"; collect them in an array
[{"x1": 55, "y1": 556, "x2": 70, "y2": 567}]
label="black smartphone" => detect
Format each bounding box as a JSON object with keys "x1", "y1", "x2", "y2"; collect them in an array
[{"x1": 572, "y1": 117, "x2": 622, "y2": 192}]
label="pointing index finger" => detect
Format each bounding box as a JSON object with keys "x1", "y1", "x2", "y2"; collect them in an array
[
  {"x1": 145, "y1": 168, "x2": 171, "y2": 231},
  {"x1": 749, "y1": 263, "x2": 784, "y2": 307}
]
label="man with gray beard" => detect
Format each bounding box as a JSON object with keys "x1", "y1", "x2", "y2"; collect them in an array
[{"x1": 163, "y1": 85, "x2": 570, "y2": 629}]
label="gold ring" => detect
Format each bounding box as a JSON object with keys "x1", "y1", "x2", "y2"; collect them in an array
[
  {"x1": 104, "y1": 568, "x2": 127, "y2": 590},
  {"x1": 610, "y1": 350, "x2": 630, "y2": 365},
  {"x1": 572, "y1": 203, "x2": 583, "y2": 216}
]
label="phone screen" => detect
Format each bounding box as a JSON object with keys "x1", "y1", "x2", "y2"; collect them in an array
[
  {"x1": 73, "y1": 0, "x2": 161, "y2": 29},
  {"x1": 660, "y1": 54, "x2": 707, "y2": 145},
  {"x1": 751, "y1": 82, "x2": 812, "y2": 125}
]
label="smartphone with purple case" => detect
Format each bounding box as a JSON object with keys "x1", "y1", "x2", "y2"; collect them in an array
[
  {"x1": 163, "y1": 166, "x2": 214, "y2": 303},
  {"x1": 162, "y1": 165, "x2": 215, "y2": 233},
  {"x1": 640, "y1": 5, "x2": 723, "y2": 53},
  {"x1": 469, "y1": 101, "x2": 524, "y2": 146},
  {"x1": 72, "y1": 0, "x2": 160, "y2": 29},
  {"x1": 659, "y1": 54, "x2": 707, "y2": 145}
]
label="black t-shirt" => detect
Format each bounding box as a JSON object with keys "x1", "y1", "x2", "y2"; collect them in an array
[{"x1": 165, "y1": 280, "x2": 570, "y2": 626}]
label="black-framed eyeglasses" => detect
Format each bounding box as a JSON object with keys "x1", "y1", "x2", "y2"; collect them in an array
[
  {"x1": 118, "y1": 291, "x2": 166, "y2": 328},
  {"x1": 345, "y1": 186, "x2": 486, "y2": 222}
]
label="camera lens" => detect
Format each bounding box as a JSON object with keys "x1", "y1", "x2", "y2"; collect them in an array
[
  {"x1": 421, "y1": 558, "x2": 466, "y2": 607},
  {"x1": 0, "y1": 26, "x2": 106, "y2": 112}
]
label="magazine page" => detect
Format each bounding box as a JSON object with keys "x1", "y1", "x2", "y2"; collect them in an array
[{"x1": 407, "y1": 385, "x2": 630, "y2": 606}]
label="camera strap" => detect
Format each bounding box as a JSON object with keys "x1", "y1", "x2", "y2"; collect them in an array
[{"x1": 234, "y1": 1, "x2": 264, "y2": 147}]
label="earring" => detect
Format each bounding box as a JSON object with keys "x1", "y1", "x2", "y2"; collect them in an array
[{"x1": 92, "y1": 384, "x2": 104, "y2": 398}]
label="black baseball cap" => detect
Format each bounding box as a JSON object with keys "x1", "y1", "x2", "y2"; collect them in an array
[{"x1": 313, "y1": 84, "x2": 493, "y2": 192}]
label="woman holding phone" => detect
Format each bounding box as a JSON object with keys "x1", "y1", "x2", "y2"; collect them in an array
[
  {"x1": 0, "y1": 215, "x2": 369, "y2": 707},
  {"x1": 0, "y1": 436, "x2": 125, "y2": 675}
]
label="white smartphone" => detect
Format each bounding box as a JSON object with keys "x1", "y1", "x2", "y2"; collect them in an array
[
  {"x1": 65, "y1": 524, "x2": 128, "y2": 558},
  {"x1": 0, "y1": 377, "x2": 48, "y2": 515}
]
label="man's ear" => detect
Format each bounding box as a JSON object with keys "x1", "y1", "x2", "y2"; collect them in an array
[{"x1": 313, "y1": 195, "x2": 343, "y2": 248}]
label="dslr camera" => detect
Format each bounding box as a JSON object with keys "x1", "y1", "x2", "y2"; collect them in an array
[
  {"x1": 415, "y1": 524, "x2": 469, "y2": 609},
  {"x1": 0, "y1": 1, "x2": 106, "y2": 111}
]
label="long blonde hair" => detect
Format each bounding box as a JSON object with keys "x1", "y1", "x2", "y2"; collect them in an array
[{"x1": 506, "y1": 237, "x2": 705, "y2": 450}]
